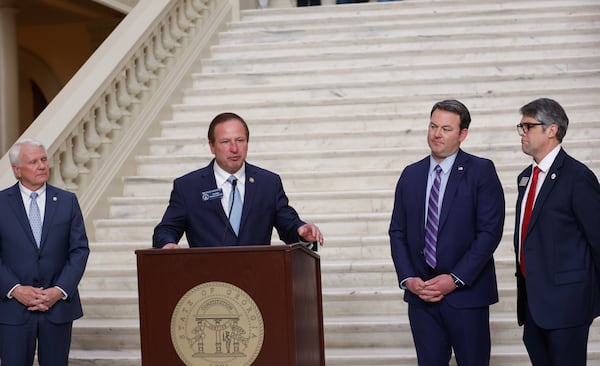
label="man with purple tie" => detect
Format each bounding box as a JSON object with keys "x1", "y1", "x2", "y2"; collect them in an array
[{"x1": 389, "y1": 99, "x2": 505, "y2": 365}]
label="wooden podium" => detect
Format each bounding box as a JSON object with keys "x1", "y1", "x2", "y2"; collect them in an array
[{"x1": 135, "y1": 244, "x2": 325, "y2": 365}]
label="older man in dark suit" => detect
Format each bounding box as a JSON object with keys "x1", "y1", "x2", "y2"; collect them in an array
[
  {"x1": 153, "y1": 112, "x2": 323, "y2": 249},
  {"x1": 389, "y1": 99, "x2": 505, "y2": 365},
  {"x1": 0, "y1": 138, "x2": 89, "y2": 365},
  {"x1": 515, "y1": 98, "x2": 600, "y2": 365}
]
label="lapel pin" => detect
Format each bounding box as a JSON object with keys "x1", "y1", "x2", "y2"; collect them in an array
[
  {"x1": 458, "y1": 166, "x2": 464, "y2": 171},
  {"x1": 551, "y1": 173, "x2": 556, "y2": 180},
  {"x1": 249, "y1": 177, "x2": 255, "y2": 183},
  {"x1": 53, "y1": 196, "x2": 57, "y2": 201}
]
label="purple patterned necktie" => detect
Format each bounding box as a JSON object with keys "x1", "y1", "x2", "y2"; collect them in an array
[{"x1": 424, "y1": 165, "x2": 442, "y2": 268}]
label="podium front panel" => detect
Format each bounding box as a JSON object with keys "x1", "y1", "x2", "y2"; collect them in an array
[{"x1": 136, "y1": 244, "x2": 324, "y2": 366}]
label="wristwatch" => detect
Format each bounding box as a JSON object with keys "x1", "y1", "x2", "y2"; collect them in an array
[{"x1": 450, "y1": 273, "x2": 464, "y2": 288}]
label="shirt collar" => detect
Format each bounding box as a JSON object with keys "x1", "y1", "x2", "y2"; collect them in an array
[
  {"x1": 429, "y1": 151, "x2": 458, "y2": 175},
  {"x1": 18, "y1": 182, "x2": 46, "y2": 198},
  {"x1": 213, "y1": 161, "x2": 246, "y2": 187},
  {"x1": 533, "y1": 145, "x2": 561, "y2": 173}
]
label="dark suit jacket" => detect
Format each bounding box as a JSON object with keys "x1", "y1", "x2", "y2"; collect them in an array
[
  {"x1": 390, "y1": 149, "x2": 505, "y2": 308},
  {"x1": 153, "y1": 160, "x2": 306, "y2": 247},
  {"x1": 0, "y1": 183, "x2": 89, "y2": 325},
  {"x1": 515, "y1": 148, "x2": 600, "y2": 328}
]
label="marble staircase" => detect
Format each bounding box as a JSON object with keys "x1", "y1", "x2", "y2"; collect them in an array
[{"x1": 70, "y1": 0, "x2": 600, "y2": 364}]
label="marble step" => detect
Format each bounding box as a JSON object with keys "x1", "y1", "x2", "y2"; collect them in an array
[
  {"x1": 324, "y1": 315, "x2": 600, "y2": 349},
  {"x1": 76, "y1": 283, "x2": 519, "y2": 322},
  {"x1": 178, "y1": 72, "x2": 600, "y2": 106},
  {"x1": 236, "y1": 0, "x2": 600, "y2": 25},
  {"x1": 94, "y1": 211, "x2": 473, "y2": 241},
  {"x1": 132, "y1": 139, "x2": 598, "y2": 176},
  {"x1": 212, "y1": 30, "x2": 599, "y2": 63},
  {"x1": 78, "y1": 254, "x2": 520, "y2": 294},
  {"x1": 147, "y1": 120, "x2": 600, "y2": 156},
  {"x1": 65, "y1": 343, "x2": 596, "y2": 366},
  {"x1": 67, "y1": 350, "x2": 140, "y2": 366},
  {"x1": 200, "y1": 40, "x2": 600, "y2": 74},
  {"x1": 160, "y1": 106, "x2": 599, "y2": 137},
  {"x1": 121, "y1": 159, "x2": 600, "y2": 197},
  {"x1": 324, "y1": 342, "x2": 600, "y2": 366},
  {"x1": 169, "y1": 91, "x2": 600, "y2": 120},
  {"x1": 69, "y1": 313, "x2": 600, "y2": 353}
]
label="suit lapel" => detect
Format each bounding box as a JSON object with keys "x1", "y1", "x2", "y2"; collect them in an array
[
  {"x1": 438, "y1": 150, "x2": 467, "y2": 230},
  {"x1": 7, "y1": 184, "x2": 39, "y2": 249},
  {"x1": 41, "y1": 186, "x2": 60, "y2": 249},
  {"x1": 526, "y1": 149, "x2": 565, "y2": 235},
  {"x1": 240, "y1": 164, "x2": 258, "y2": 234}
]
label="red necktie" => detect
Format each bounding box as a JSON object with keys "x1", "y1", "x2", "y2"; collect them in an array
[{"x1": 520, "y1": 166, "x2": 541, "y2": 277}]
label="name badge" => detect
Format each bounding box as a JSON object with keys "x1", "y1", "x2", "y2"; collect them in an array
[
  {"x1": 202, "y1": 188, "x2": 223, "y2": 201},
  {"x1": 518, "y1": 177, "x2": 529, "y2": 187}
]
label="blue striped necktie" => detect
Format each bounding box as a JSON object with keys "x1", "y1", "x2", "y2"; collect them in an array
[{"x1": 424, "y1": 165, "x2": 442, "y2": 268}]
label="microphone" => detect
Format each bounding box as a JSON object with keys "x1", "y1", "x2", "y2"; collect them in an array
[{"x1": 220, "y1": 177, "x2": 237, "y2": 246}]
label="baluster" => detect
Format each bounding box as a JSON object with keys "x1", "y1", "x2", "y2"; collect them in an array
[
  {"x1": 126, "y1": 64, "x2": 146, "y2": 100},
  {"x1": 117, "y1": 72, "x2": 135, "y2": 110},
  {"x1": 106, "y1": 88, "x2": 124, "y2": 141},
  {"x1": 60, "y1": 137, "x2": 79, "y2": 190},
  {"x1": 135, "y1": 53, "x2": 154, "y2": 85},
  {"x1": 144, "y1": 43, "x2": 163, "y2": 74},
  {"x1": 49, "y1": 150, "x2": 67, "y2": 189},
  {"x1": 83, "y1": 110, "x2": 102, "y2": 172},
  {"x1": 153, "y1": 31, "x2": 171, "y2": 62},
  {"x1": 162, "y1": 20, "x2": 180, "y2": 50},
  {"x1": 169, "y1": 12, "x2": 186, "y2": 41},
  {"x1": 95, "y1": 99, "x2": 114, "y2": 157},
  {"x1": 73, "y1": 123, "x2": 91, "y2": 190},
  {"x1": 177, "y1": 3, "x2": 194, "y2": 31}
]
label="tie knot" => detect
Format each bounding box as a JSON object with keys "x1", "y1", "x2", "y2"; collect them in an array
[
  {"x1": 31, "y1": 192, "x2": 38, "y2": 200},
  {"x1": 227, "y1": 176, "x2": 237, "y2": 185},
  {"x1": 434, "y1": 165, "x2": 442, "y2": 175},
  {"x1": 533, "y1": 166, "x2": 541, "y2": 176}
]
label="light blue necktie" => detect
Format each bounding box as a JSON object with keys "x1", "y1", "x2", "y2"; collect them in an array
[
  {"x1": 29, "y1": 192, "x2": 42, "y2": 247},
  {"x1": 424, "y1": 165, "x2": 442, "y2": 268},
  {"x1": 227, "y1": 176, "x2": 243, "y2": 235}
]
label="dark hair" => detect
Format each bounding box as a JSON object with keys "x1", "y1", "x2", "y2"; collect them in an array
[
  {"x1": 430, "y1": 99, "x2": 471, "y2": 130},
  {"x1": 520, "y1": 98, "x2": 568, "y2": 142},
  {"x1": 207, "y1": 112, "x2": 250, "y2": 144}
]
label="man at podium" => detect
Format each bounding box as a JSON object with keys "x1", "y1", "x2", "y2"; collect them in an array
[{"x1": 153, "y1": 112, "x2": 324, "y2": 249}]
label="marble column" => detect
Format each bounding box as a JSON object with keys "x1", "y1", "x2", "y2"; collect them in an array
[{"x1": 0, "y1": 1, "x2": 19, "y2": 155}]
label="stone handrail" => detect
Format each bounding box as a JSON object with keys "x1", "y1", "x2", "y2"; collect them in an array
[{"x1": 0, "y1": 0, "x2": 239, "y2": 220}]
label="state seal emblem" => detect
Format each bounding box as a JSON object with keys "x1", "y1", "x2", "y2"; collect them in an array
[{"x1": 171, "y1": 281, "x2": 264, "y2": 366}]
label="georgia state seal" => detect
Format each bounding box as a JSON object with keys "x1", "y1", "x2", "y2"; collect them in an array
[{"x1": 171, "y1": 281, "x2": 264, "y2": 366}]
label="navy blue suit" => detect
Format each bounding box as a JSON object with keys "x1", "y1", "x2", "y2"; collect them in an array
[
  {"x1": 0, "y1": 183, "x2": 89, "y2": 365},
  {"x1": 153, "y1": 160, "x2": 306, "y2": 247},
  {"x1": 390, "y1": 149, "x2": 505, "y2": 365},
  {"x1": 515, "y1": 148, "x2": 600, "y2": 365}
]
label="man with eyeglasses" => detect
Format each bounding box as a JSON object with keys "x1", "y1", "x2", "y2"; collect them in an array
[
  {"x1": 514, "y1": 98, "x2": 600, "y2": 365},
  {"x1": 389, "y1": 99, "x2": 505, "y2": 365}
]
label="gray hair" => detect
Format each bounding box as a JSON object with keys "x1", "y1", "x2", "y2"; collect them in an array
[
  {"x1": 9, "y1": 138, "x2": 47, "y2": 173},
  {"x1": 520, "y1": 98, "x2": 569, "y2": 142}
]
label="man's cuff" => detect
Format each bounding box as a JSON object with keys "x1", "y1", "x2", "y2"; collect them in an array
[
  {"x1": 7, "y1": 284, "x2": 20, "y2": 299},
  {"x1": 55, "y1": 286, "x2": 68, "y2": 300},
  {"x1": 399, "y1": 277, "x2": 413, "y2": 290},
  {"x1": 450, "y1": 273, "x2": 465, "y2": 288}
]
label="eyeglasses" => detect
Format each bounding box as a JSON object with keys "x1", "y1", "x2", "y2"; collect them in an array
[{"x1": 516, "y1": 122, "x2": 544, "y2": 133}]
